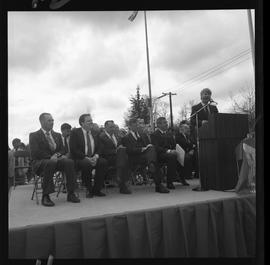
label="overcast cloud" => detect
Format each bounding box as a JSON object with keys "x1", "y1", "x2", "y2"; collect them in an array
[{"x1": 8, "y1": 10, "x2": 255, "y2": 146}]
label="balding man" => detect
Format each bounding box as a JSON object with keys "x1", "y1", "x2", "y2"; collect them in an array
[{"x1": 29, "y1": 113, "x2": 80, "y2": 206}]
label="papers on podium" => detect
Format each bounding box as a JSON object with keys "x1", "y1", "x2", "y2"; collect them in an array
[{"x1": 175, "y1": 144, "x2": 185, "y2": 166}]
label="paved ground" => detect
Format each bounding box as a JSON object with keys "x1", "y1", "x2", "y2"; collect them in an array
[{"x1": 9, "y1": 179, "x2": 241, "y2": 229}]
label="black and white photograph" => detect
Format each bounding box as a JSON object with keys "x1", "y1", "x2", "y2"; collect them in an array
[{"x1": 5, "y1": 0, "x2": 263, "y2": 262}]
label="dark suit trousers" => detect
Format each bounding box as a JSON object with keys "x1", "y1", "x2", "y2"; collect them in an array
[
  {"x1": 129, "y1": 146, "x2": 162, "y2": 185},
  {"x1": 104, "y1": 147, "x2": 129, "y2": 188},
  {"x1": 158, "y1": 153, "x2": 177, "y2": 184},
  {"x1": 76, "y1": 157, "x2": 108, "y2": 193},
  {"x1": 177, "y1": 153, "x2": 193, "y2": 180},
  {"x1": 36, "y1": 158, "x2": 77, "y2": 195}
]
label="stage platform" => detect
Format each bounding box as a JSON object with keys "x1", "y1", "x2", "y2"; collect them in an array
[{"x1": 9, "y1": 179, "x2": 256, "y2": 258}]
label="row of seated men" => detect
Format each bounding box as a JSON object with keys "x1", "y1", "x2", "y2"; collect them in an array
[{"x1": 29, "y1": 112, "x2": 197, "y2": 207}]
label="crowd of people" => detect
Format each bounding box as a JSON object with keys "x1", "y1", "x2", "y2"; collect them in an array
[{"x1": 9, "y1": 88, "x2": 218, "y2": 206}]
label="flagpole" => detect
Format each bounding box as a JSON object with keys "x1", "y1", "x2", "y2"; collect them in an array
[
  {"x1": 143, "y1": 11, "x2": 154, "y2": 130},
  {"x1": 247, "y1": 9, "x2": 255, "y2": 72}
]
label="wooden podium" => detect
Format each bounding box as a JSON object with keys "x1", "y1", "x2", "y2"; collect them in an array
[{"x1": 198, "y1": 113, "x2": 249, "y2": 191}]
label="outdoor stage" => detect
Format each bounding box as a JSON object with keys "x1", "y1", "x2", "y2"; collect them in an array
[{"x1": 9, "y1": 179, "x2": 256, "y2": 259}]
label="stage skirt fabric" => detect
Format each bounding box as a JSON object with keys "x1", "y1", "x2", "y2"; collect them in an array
[{"x1": 9, "y1": 195, "x2": 255, "y2": 258}]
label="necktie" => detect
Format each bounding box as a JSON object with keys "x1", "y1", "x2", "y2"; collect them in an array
[
  {"x1": 86, "y1": 132, "x2": 92, "y2": 157},
  {"x1": 64, "y1": 137, "x2": 69, "y2": 153},
  {"x1": 45, "y1": 132, "x2": 56, "y2": 151}
]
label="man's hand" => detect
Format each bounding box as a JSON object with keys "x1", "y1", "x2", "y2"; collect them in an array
[
  {"x1": 166, "y1": 149, "x2": 177, "y2": 156},
  {"x1": 188, "y1": 150, "x2": 194, "y2": 156},
  {"x1": 50, "y1": 153, "x2": 58, "y2": 161},
  {"x1": 202, "y1": 120, "x2": 208, "y2": 125},
  {"x1": 87, "y1": 154, "x2": 99, "y2": 166}
]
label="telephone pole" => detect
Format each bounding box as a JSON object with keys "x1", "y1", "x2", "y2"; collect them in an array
[{"x1": 158, "y1": 92, "x2": 177, "y2": 128}]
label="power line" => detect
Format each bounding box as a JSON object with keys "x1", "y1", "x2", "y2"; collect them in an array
[
  {"x1": 169, "y1": 49, "x2": 251, "y2": 91},
  {"x1": 178, "y1": 55, "x2": 252, "y2": 90}
]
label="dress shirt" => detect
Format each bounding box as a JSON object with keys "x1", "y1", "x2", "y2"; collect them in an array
[
  {"x1": 130, "y1": 130, "x2": 138, "y2": 141},
  {"x1": 41, "y1": 128, "x2": 56, "y2": 150},
  {"x1": 201, "y1": 101, "x2": 211, "y2": 114},
  {"x1": 61, "y1": 135, "x2": 70, "y2": 152},
  {"x1": 105, "y1": 130, "x2": 118, "y2": 147},
  {"x1": 82, "y1": 127, "x2": 95, "y2": 156}
]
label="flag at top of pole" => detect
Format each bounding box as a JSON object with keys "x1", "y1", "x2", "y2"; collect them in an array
[{"x1": 128, "y1": 11, "x2": 139, "y2": 21}]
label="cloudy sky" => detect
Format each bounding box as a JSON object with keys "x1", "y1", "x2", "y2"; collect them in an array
[{"x1": 8, "y1": 10, "x2": 255, "y2": 146}]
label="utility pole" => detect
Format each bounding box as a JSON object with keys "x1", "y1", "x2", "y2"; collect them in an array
[
  {"x1": 158, "y1": 92, "x2": 177, "y2": 128},
  {"x1": 128, "y1": 11, "x2": 154, "y2": 130},
  {"x1": 247, "y1": 9, "x2": 255, "y2": 72}
]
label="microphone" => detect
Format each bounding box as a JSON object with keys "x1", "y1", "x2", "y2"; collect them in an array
[{"x1": 210, "y1": 99, "x2": 218, "y2": 105}]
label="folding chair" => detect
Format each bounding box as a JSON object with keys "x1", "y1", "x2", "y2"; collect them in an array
[
  {"x1": 104, "y1": 166, "x2": 117, "y2": 193},
  {"x1": 13, "y1": 150, "x2": 32, "y2": 189},
  {"x1": 55, "y1": 171, "x2": 67, "y2": 197},
  {"x1": 31, "y1": 172, "x2": 43, "y2": 205},
  {"x1": 130, "y1": 164, "x2": 154, "y2": 186}
]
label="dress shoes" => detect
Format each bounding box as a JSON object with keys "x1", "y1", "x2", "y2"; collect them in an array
[
  {"x1": 119, "y1": 186, "x2": 132, "y2": 194},
  {"x1": 67, "y1": 193, "x2": 80, "y2": 203},
  {"x1": 167, "y1": 183, "x2": 176, "y2": 189},
  {"x1": 93, "y1": 191, "x2": 106, "y2": 197},
  {"x1": 41, "y1": 195, "x2": 55, "y2": 207},
  {"x1": 155, "y1": 184, "x2": 170, "y2": 193}
]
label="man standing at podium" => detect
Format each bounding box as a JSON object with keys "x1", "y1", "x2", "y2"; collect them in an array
[{"x1": 190, "y1": 88, "x2": 219, "y2": 131}]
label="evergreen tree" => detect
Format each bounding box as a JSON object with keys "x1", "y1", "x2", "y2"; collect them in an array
[{"x1": 124, "y1": 86, "x2": 150, "y2": 126}]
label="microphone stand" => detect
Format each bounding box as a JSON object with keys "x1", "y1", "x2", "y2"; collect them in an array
[{"x1": 188, "y1": 101, "x2": 213, "y2": 191}]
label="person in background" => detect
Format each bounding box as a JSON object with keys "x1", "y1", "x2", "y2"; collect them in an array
[
  {"x1": 8, "y1": 146, "x2": 15, "y2": 200},
  {"x1": 12, "y1": 138, "x2": 21, "y2": 151},
  {"x1": 60, "y1": 123, "x2": 72, "y2": 158},
  {"x1": 113, "y1": 124, "x2": 127, "y2": 141},
  {"x1": 16, "y1": 142, "x2": 29, "y2": 184},
  {"x1": 69, "y1": 114, "x2": 108, "y2": 198},
  {"x1": 29, "y1": 113, "x2": 80, "y2": 206},
  {"x1": 91, "y1": 123, "x2": 101, "y2": 137}
]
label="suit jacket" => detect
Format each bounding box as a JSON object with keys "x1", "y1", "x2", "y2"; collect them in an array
[
  {"x1": 99, "y1": 132, "x2": 120, "y2": 157},
  {"x1": 175, "y1": 132, "x2": 195, "y2": 153},
  {"x1": 140, "y1": 132, "x2": 152, "y2": 146},
  {"x1": 190, "y1": 102, "x2": 218, "y2": 129},
  {"x1": 151, "y1": 129, "x2": 176, "y2": 156},
  {"x1": 69, "y1": 127, "x2": 101, "y2": 160},
  {"x1": 122, "y1": 132, "x2": 145, "y2": 155},
  {"x1": 29, "y1": 129, "x2": 64, "y2": 173}
]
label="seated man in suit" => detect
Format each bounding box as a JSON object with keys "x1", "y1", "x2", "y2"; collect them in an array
[
  {"x1": 175, "y1": 122, "x2": 197, "y2": 183},
  {"x1": 190, "y1": 88, "x2": 219, "y2": 132},
  {"x1": 29, "y1": 113, "x2": 80, "y2": 206},
  {"x1": 151, "y1": 117, "x2": 178, "y2": 189},
  {"x1": 99, "y1": 120, "x2": 131, "y2": 194},
  {"x1": 139, "y1": 121, "x2": 153, "y2": 146},
  {"x1": 122, "y1": 118, "x2": 169, "y2": 193},
  {"x1": 69, "y1": 114, "x2": 108, "y2": 198}
]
